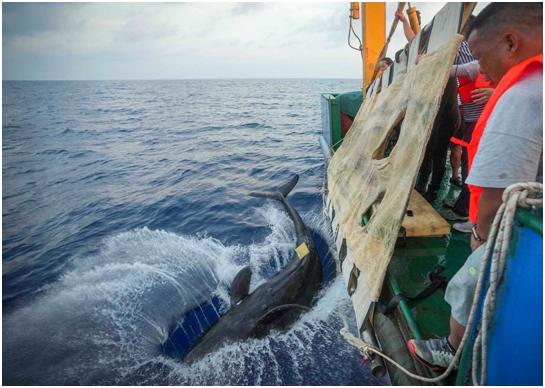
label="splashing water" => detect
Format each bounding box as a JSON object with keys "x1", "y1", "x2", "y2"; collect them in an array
[
  {"x1": 3, "y1": 203, "x2": 384, "y2": 385},
  {"x1": 3, "y1": 79, "x2": 382, "y2": 385}
]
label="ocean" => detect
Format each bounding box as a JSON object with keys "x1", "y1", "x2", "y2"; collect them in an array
[{"x1": 3, "y1": 79, "x2": 385, "y2": 385}]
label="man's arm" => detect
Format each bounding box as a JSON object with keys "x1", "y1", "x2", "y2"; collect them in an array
[
  {"x1": 396, "y1": 11, "x2": 416, "y2": 43},
  {"x1": 471, "y1": 187, "x2": 504, "y2": 251},
  {"x1": 450, "y1": 61, "x2": 480, "y2": 79}
]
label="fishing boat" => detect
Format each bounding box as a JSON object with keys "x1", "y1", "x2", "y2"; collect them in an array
[{"x1": 320, "y1": 2, "x2": 543, "y2": 385}]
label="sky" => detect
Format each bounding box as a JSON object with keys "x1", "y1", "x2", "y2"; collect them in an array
[{"x1": 2, "y1": 2, "x2": 485, "y2": 81}]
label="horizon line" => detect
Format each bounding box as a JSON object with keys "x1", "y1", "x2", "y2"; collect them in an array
[{"x1": 3, "y1": 77, "x2": 362, "y2": 82}]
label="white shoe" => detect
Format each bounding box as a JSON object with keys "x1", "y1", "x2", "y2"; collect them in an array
[{"x1": 452, "y1": 221, "x2": 473, "y2": 233}]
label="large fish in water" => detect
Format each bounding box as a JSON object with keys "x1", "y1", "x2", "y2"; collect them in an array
[{"x1": 184, "y1": 175, "x2": 323, "y2": 363}]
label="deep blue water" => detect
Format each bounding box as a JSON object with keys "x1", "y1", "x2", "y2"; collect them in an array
[{"x1": 3, "y1": 79, "x2": 385, "y2": 385}]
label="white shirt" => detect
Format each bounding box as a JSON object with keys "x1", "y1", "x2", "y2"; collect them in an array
[{"x1": 467, "y1": 69, "x2": 543, "y2": 188}]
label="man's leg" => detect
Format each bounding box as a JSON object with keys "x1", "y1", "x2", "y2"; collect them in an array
[
  {"x1": 450, "y1": 144, "x2": 462, "y2": 184},
  {"x1": 416, "y1": 144, "x2": 433, "y2": 194},
  {"x1": 427, "y1": 127, "x2": 452, "y2": 198},
  {"x1": 451, "y1": 123, "x2": 476, "y2": 230},
  {"x1": 407, "y1": 245, "x2": 486, "y2": 370},
  {"x1": 448, "y1": 317, "x2": 465, "y2": 350}
]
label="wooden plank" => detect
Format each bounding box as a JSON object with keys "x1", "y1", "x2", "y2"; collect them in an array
[
  {"x1": 381, "y1": 65, "x2": 391, "y2": 91},
  {"x1": 392, "y1": 49, "x2": 408, "y2": 83},
  {"x1": 402, "y1": 190, "x2": 451, "y2": 237},
  {"x1": 427, "y1": 3, "x2": 463, "y2": 54},
  {"x1": 407, "y1": 31, "x2": 421, "y2": 71},
  {"x1": 460, "y1": 3, "x2": 477, "y2": 32}
]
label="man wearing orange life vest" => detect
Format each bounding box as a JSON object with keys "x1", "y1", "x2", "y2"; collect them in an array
[
  {"x1": 441, "y1": 60, "x2": 495, "y2": 226},
  {"x1": 408, "y1": 3, "x2": 543, "y2": 371}
]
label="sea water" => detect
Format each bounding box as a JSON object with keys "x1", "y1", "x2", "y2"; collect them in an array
[{"x1": 3, "y1": 79, "x2": 386, "y2": 385}]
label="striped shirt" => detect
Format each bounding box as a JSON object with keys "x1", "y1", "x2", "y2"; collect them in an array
[{"x1": 453, "y1": 41, "x2": 483, "y2": 122}]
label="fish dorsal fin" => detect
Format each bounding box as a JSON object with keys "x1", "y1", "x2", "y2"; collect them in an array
[
  {"x1": 256, "y1": 304, "x2": 310, "y2": 326},
  {"x1": 230, "y1": 266, "x2": 252, "y2": 306}
]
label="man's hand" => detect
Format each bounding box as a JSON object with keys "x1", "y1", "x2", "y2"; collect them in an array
[
  {"x1": 396, "y1": 11, "x2": 408, "y2": 23},
  {"x1": 471, "y1": 88, "x2": 494, "y2": 105}
]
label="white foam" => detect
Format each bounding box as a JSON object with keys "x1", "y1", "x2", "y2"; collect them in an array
[
  {"x1": 157, "y1": 278, "x2": 363, "y2": 385},
  {"x1": 247, "y1": 203, "x2": 295, "y2": 287},
  {"x1": 4, "y1": 201, "x2": 369, "y2": 385},
  {"x1": 4, "y1": 204, "x2": 306, "y2": 384}
]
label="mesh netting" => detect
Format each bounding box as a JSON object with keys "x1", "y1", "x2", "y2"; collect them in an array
[{"x1": 327, "y1": 36, "x2": 463, "y2": 318}]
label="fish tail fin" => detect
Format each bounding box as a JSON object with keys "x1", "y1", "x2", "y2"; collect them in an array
[{"x1": 249, "y1": 175, "x2": 299, "y2": 200}]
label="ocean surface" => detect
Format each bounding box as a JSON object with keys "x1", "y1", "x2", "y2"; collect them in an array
[{"x1": 3, "y1": 79, "x2": 386, "y2": 385}]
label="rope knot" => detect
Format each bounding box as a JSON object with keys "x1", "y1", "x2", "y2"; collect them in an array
[{"x1": 502, "y1": 182, "x2": 543, "y2": 209}]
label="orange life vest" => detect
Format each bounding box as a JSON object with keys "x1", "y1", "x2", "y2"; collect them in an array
[
  {"x1": 467, "y1": 54, "x2": 543, "y2": 222},
  {"x1": 457, "y1": 73, "x2": 492, "y2": 104},
  {"x1": 450, "y1": 73, "x2": 494, "y2": 147}
]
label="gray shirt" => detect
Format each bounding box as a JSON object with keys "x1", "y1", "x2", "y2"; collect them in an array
[{"x1": 466, "y1": 69, "x2": 543, "y2": 188}]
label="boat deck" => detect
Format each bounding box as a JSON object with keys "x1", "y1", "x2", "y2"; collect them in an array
[
  {"x1": 379, "y1": 177, "x2": 471, "y2": 384},
  {"x1": 389, "y1": 228, "x2": 470, "y2": 339}
]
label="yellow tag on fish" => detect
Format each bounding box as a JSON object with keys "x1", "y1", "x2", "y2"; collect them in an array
[{"x1": 295, "y1": 243, "x2": 310, "y2": 259}]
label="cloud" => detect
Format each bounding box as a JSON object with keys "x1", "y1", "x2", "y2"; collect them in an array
[
  {"x1": 114, "y1": 14, "x2": 180, "y2": 43},
  {"x1": 3, "y1": 2, "x2": 468, "y2": 80},
  {"x1": 3, "y1": 3, "x2": 88, "y2": 37},
  {"x1": 229, "y1": 2, "x2": 268, "y2": 16}
]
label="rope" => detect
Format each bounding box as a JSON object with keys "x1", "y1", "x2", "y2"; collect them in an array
[
  {"x1": 329, "y1": 137, "x2": 344, "y2": 152},
  {"x1": 348, "y1": 16, "x2": 363, "y2": 52},
  {"x1": 341, "y1": 182, "x2": 543, "y2": 384},
  {"x1": 471, "y1": 182, "x2": 543, "y2": 385}
]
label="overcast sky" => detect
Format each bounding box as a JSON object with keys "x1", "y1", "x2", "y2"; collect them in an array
[{"x1": 3, "y1": 2, "x2": 485, "y2": 81}]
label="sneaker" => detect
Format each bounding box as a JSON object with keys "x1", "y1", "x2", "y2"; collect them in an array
[
  {"x1": 450, "y1": 177, "x2": 463, "y2": 187},
  {"x1": 453, "y1": 221, "x2": 474, "y2": 234},
  {"x1": 440, "y1": 209, "x2": 468, "y2": 221},
  {"x1": 407, "y1": 337, "x2": 456, "y2": 371},
  {"x1": 443, "y1": 198, "x2": 456, "y2": 209}
]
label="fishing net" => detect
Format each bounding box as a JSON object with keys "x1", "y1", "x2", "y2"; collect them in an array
[{"x1": 327, "y1": 35, "x2": 463, "y2": 326}]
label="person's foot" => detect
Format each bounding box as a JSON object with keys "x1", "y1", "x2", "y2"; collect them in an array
[
  {"x1": 440, "y1": 209, "x2": 468, "y2": 221},
  {"x1": 443, "y1": 198, "x2": 456, "y2": 209},
  {"x1": 449, "y1": 176, "x2": 463, "y2": 188},
  {"x1": 453, "y1": 221, "x2": 474, "y2": 233},
  {"x1": 407, "y1": 337, "x2": 456, "y2": 371}
]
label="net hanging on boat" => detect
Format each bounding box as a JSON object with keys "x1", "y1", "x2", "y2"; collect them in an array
[{"x1": 326, "y1": 31, "x2": 463, "y2": 331}]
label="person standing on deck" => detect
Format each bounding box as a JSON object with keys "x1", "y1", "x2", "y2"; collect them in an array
[
  {"x1": 441, "y1": 58, "x2": 494, "y2": 228},
  {"x1": 406, "y1": 8, "x2": 462, "y2": 203},
  {"x1": 448, "y1": 28, "x2": 477, "y2": 193},
  {"x1": 407, "y1": 2, "x2": 543, "y2": 371}
]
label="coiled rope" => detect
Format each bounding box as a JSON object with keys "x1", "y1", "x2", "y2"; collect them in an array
[
  {"x1": 471, "y1": 181, "x2": 542, "y2": 385},
  {"x1": 341, "y1": 182, "x2": 543, "y2": 385}
]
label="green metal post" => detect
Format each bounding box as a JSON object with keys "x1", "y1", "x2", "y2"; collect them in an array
[
  {"x1": 388, "y1": 272, "x2": 423, "y2": 340},
  {"x1": 329, "y1": 96, "x2": 342, "y2": 151}
]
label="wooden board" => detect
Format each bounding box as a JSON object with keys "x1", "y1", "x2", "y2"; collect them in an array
[
  {"x1": 326, "y1": 2, "x2": 467, "y2": 330},
  {"x1": 402, "y1": 190, "x2": 451, "y2": 237}
]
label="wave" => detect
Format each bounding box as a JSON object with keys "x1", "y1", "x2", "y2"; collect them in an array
[
  {"x1": 144, "y1": 277, "x2": 373, "y2": 386},
  {"x1": 4, "y1": 204, "x2": 350, "y2": 385}
]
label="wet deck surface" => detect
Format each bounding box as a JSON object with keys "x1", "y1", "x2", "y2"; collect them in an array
[
  {"x1": 389, "y1": 231, "x2": 471, "y2": 338},
  {"x1": 388, "y1": 177, "x2": 471, "y2": 340}
]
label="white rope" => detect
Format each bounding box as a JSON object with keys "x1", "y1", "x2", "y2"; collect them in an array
[
  {"x1": 340, "y1": 182, "x2": 543, "y2": 384},
  {"x1": 471, "y1": 181, "x2": 543, "y2": 386}
]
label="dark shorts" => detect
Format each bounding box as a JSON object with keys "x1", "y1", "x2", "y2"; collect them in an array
[{"x1": 451, "y1": 120, "x2": 477, "y2": 144}]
